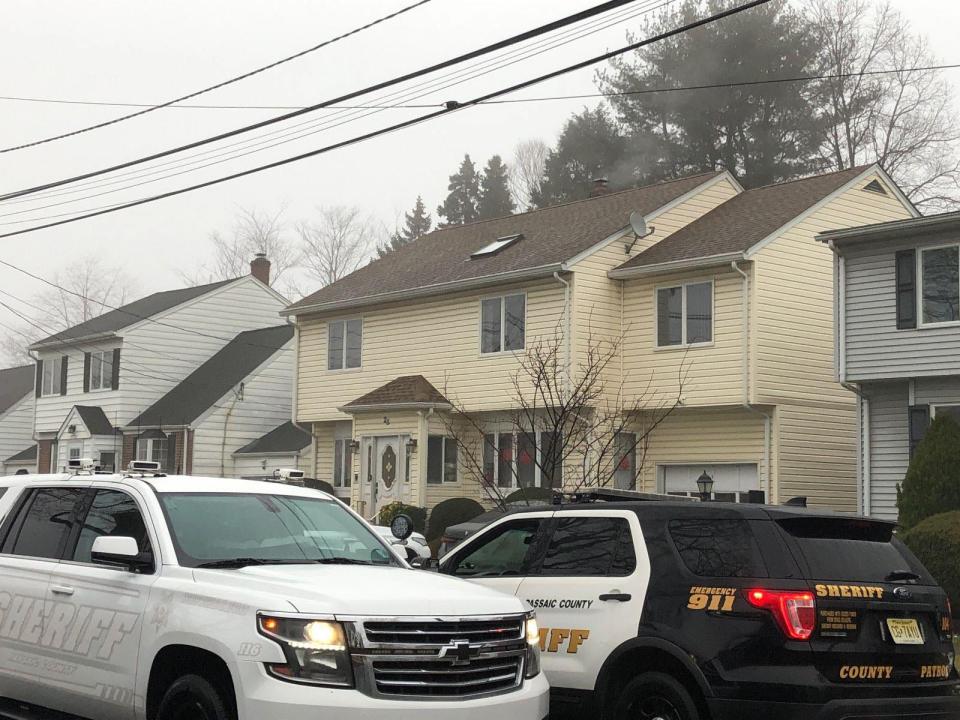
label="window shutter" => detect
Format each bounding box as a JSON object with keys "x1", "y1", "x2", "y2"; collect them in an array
[
  {"x1": 908, "y1": 405, "x2": 931, "y2": 457},
  {"x1": 60, "y1": 356, "x2": 68, "y2": 396},
  {"x1": 83, "y1": 353, "x2": 91, "y2": 393},
  {"x1": 111, "y1": 348, "x2": 121, "y2": 390},
  {"x1": 35, "y1": 360, "x2": 43, "y2": 398},
  {"x1": 896, "y1": 250, "x2": 917, "y2": 329},
  {"x1": 167, "y1": 433, "x2": 178, "y2": 473}
]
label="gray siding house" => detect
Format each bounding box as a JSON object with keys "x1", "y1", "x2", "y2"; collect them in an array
[{"x1": 822, "y1": 212, "x2": 960, "y2": 520}]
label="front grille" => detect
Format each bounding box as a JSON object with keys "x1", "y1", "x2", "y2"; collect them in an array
[{"x1": 353, "y1": 615, "x2": 528, "y2": 700}]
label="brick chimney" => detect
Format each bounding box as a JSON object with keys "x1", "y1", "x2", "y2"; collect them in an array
[
  {"x1": 590, "y1": 177, "x2": 611, "y2": 197},
  {"x1": 250, "y1": 252, "x2": 271, "y2": 285}
]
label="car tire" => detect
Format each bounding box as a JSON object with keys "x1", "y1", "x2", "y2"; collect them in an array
[
  {"x1": 611, "y1": 671, "x2": 701, "y2": 720},
  {"x1": 156, "y1": 673, "x2": 233, "y2": 720}
]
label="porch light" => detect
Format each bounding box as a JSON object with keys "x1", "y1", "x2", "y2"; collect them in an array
[
  {"x1": 348, "y1": 439, "x2": 360, "y2": 453},
  {"x1": 406, "y1": 438, "x2": 418, "y2": 451},
  {"x1": 696, "y1": 471, "x2": 714, "y2": 502}
]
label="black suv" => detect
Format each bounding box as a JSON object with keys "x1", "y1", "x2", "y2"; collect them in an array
[{"x1": 437, "y1": 499, "x2": 960, "y2": 719}]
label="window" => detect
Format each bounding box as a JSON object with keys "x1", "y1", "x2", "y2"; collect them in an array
[
  {"x1": 427, "y1": 436, "x2": 458, "y2": 484},
  {"x1": 539, "y1": 517, "x2": 636, "y2": 577},
  {"x1": 87, "y1": 350, "x2": 114, "y2": 391},
  {"x1": 333, "y1": 439, "x2": 352, "y2": 488},
  {"x1": 68, "y1": 446, "x2": 81, "y2": 461},
  {"x1": 99, "y1": 452, "x2": 116, "y2": 473},
  {"x1": 614, "y1": 432, "x2": 637, "y2": 490},
  {"x1": 920, "y1": 245, "x2": 960, "y2": 325},
  {"x1": 137, "y1": 437, "x2": 169, "y2": 471},
  {"x1": 450, "y1": 519, "x2": 542, "y2": 577},
  {"x1": 3, "y1": 488, "x2": 86, "y2": 559},
  {"x1": 471, "y1": 234, "x2": 523, "y2": 258},
  {"x1": 657, "y1": 281, "x2": 713, "y2": 347},
  {"x1": 41, "y1": 356, "x2": 64, "y2": 396},
  {"x1": 483, "y1": 431, "x2": 562, "y2": 489},
  {"x1": 72, "y1": 490, "x2": 152, "y2": 566},
  {"x1": 328, "y1": 319, "x2": 362, "y2": 370},
  {"x1": 481, "y1": 294, "x2": 525, "y2": 354},
  {"x1": 669, "y1": 519, "x2": 767, "y2": 578}
]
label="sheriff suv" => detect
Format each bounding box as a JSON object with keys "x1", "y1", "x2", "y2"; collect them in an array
[
  {"x1": 438, "y1": 496, "x2": 960, "y2": 720},
  {"x1": 0, "y1": 468, "x2": 548, "y2": 720}
]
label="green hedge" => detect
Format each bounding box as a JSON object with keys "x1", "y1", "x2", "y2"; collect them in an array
[
  {"x1": 901, "y1": 511, "x2": 960, "y2": 617},
  {"x1": 377, "y1": 502, "x2": 427, "y2": 534},
  {"x1": 897, "y1": 414, "x2": 960, "y2": 530},
  {"x1": 426, "y1": 498, "x2": 485, "y2": 541}
]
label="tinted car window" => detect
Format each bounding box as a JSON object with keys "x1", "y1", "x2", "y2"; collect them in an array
[
  {"x1": 669, "y1": 518, "x2": 768, "y2": 578},
  {"x1": 5, "y1": 488, "x2": 85, "y2": 560},
  {"x1": 451, "y1": 519, "x2": 542, "y2": 577},
  {"x1": 539, "y1": 517, "x2": 636, "y2": 577},
  {"x1": 73, "y1": 490, "x2": 152, "y2": 564},
  {"x1": 0, "y1": 488, "x2": 7, "y2": 501}
]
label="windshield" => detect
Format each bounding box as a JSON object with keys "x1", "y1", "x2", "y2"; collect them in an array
[{"x1": 159, "y1": 492, "x2": 400, "y2": 568}]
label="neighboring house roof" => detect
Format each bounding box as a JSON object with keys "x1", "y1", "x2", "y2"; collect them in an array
[
  {"x1": 342, "y1": 375, "x2": 450, "y2": 411},
  {"x1": 612, "y1": 166, "x2": 871, "y2": 274},
  {"x1": 0, "y1": 365, "x2": 34, "y2": 415},
  {"x1": 4, "y1": 445, "x2": 37, "y2": 463},
  {"x1": 819, "y1": 210, "x2": 960, "y2": 247},
  {"x1": 73, "y1": 406, "x2": 116, "y2": 435},
  {"x1": 233, "y1": 421, "x2": 312, "y2": 456},
  {"x1": 127, "y1": 324, "x2": 294, "y2": 429},
  {"x1": 285, "y1": 172, "x2": 723, "y2": 315},
  {"x1": 31, "y1": 277, "x2": 237, "y2": 349}
]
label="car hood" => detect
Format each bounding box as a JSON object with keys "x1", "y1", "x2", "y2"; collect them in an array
[{"x1": 192, "y1": 564, "x2": 525, "y2": 617}]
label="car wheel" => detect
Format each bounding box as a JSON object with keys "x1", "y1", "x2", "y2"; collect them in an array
[
  {"x1": 156, "y1": 674, "x2": 233, "y2": 720},
  {"x1": 611, "y1": 671, "x2": 700, "y2": 720}
]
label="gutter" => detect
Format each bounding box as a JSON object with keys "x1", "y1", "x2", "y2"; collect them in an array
[
  {"x1": 30, "y1": 331, "x2": 121, "y2": 353},
  {"x1": 608, "y1": 252, "x2": 745, "y2": 280},
  {"x1": 338, "y1": 402, "x2": 453, "y2": 414},
  {"x1": 282, "y1": 263, "x2": 565, "y2": 317},
  {"x1": 818, "y1": 211, "x2": 960, "y2": 246}
]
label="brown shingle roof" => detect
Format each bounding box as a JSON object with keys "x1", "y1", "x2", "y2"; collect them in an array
[
  {"x1": 614, "y1": 166, "x2": 871, "y2": 272},
  {"x1": 344, "y1": 375, "x2": 450, "y2": 409},
  {"x1": 286, "y1": 172, "x2": 722, "y2": 314}
]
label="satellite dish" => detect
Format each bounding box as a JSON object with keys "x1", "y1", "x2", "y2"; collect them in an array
[{"x1": 629, "y1": 211, "x2": 647, "y2": 237}]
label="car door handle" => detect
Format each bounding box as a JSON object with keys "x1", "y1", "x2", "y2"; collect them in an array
[
  {"x1": 50, "y1": 585, "x2": 75, "y2": 596},
  {"x1": 599, "y1": 593, "x2": 632, "y2": 602}
]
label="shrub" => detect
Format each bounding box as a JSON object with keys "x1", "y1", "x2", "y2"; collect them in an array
[
  {"x1": 426, "y1": 497, "x2": 485, "y2": 541},
  {"x1": 504, "y1": 487, "x2": 554, "y2": 506},
  {"x1": 897, "y1": 414, "x2": 960, "y2": 530},
  {"x1": 901, "y1": 511, "x2": 960, "y2": 617},
  {"x1": 377, "y1": 502, "x2": 427, "y2": 534}
]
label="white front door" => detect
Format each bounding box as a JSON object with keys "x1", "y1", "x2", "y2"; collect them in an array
[{"x1": 373, "y1": 436, "x2": 404, "y2": 513}]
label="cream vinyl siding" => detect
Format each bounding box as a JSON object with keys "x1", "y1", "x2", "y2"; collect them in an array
[
  {"x1": 0, "y1": 395, "x2": 34, "y2": 474},
  {"x1": 297, "y1": 280, "x2": 565, "y2": 422},
  {"x1": 622, "y1": 268, "x2": 746, "y2": 407}
]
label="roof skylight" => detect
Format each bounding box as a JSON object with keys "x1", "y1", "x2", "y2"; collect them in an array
[{"x1": 471, "y1": 233, "x2": 524, "y2": 258}]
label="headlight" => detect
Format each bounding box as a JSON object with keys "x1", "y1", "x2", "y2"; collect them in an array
[
  {"x1": 524, "y1": 614, "x2": 541, "y2": 679},
  {"x1": 258, "y1": 615, "x2": 353, "y2": 687}
]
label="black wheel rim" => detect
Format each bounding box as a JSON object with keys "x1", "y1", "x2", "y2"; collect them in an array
[
  {"x1": 632, "y1": 694, "x2": 683, "y2": 720},
  {"x1": 171, "y1": 698, "x2": 211, "y2": 720}
]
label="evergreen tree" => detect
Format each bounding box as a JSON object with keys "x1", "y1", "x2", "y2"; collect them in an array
[
  {"x1": 437, "y1": 154, "x2": 481, "y2": 226},
  {"x1": 897, "y1": 414, "x2": 960, "y2": 529},
  {"x1": 478, "y1": 155, "x2": 516, "y2": 220},
  {"x1": 378, "y1": 196, "x2": 432, "y2": 258},
  {"x1": 531, "y1": 107, "x2": 627, "y2": 209}
]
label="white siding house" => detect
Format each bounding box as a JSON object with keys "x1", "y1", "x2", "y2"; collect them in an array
[{"x1": 0, "y1": 366, "x2": 36, "y2": 475}]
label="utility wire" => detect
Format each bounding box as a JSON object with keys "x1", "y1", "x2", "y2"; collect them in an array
[
  {"x1": 0, "y1": 0, "x2": 436, "y2": 154},
  {"x1": 0, "y1": 0, "x2": 642, "y2": 202},
  {"x1": 0, "y1": 0, "x2": 774, "y2": 239}
]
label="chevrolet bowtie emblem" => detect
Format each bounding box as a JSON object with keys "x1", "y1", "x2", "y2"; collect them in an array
[{"x1": 438, "y1": 639, "x2": 479, "y2": 665}]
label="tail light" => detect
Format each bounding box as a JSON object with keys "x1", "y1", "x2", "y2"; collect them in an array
[
  {"x1": 943, "y1": 597, "x2": 955, "y2": 637},
  {"x1": 746, "y1": 589, "x2": 816, "y2": 641}
]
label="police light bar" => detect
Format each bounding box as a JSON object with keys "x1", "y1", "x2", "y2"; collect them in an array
[
  {"x1": 128, "y1": 460, "x2": 162, "y2": 472},
  {"x1": 275, "y1": 468, "x2": 305, "y2": 480},
  {"x1": 67, "y1": 457, "x2": 96, "y2": 472}
]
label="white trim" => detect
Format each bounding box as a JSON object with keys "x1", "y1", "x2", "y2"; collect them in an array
[
  {"x1": 339, "y1": 402, "x2": 453, "y2": 414},
  {"x1": 916, "y1": 242, "x2": 960, "y2": 329},
  {"x1": 478, "y1": 291, "x2": 527, "y2": 356},
  {"x1": 326, "y1": 316, "x2": 364, "y2": 371},
  {"x1": 565, "y1": 227, "x2": 633, "y2": 268},
  {"x1": 653, "y1": 278, "x2": 715, "y2": 350},
  {"x1": 745, "y1": 166, "x2": 918, "y2": 259},
  {"x1": 837, "y1": 254, "x2": 846, "y2": 383},
  {"x1": 608, "y1": 252, "x2": 744, "y2": 279}
]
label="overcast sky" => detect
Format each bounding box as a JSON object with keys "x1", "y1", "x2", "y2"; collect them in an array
[{"x1": 1, "y1": 0, "x2": 958, "y2": 343}]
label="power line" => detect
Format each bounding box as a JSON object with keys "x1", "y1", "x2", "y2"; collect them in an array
[
  {"x1": 0, "y1": 0, "x2": 643, "y2": 202},
  {"x1": 0, "y1": 95, "x2": 439, "y2": 112},
  {"x1": 0, "y1": 0, "x2": 437, "y2": 154},
  {"x1": 0, "y1": 0, "x2": 774, "y2": 239}
]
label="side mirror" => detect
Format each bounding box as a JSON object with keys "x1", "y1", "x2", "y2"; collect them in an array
[
  {"x1": 410, "y1": 557, "x2": 438, "y2": 571},
  {"x1": 91, "y1": 536, "x2": 153, "y2": 572}
]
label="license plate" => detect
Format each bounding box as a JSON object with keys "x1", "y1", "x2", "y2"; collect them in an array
[{"x1": 886, "y1": 618, "x2": 923, "y2": 645}]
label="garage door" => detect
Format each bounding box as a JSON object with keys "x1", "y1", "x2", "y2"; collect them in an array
[{"x1": 661, "y1": 463, "x2": 761, "y2": 503}]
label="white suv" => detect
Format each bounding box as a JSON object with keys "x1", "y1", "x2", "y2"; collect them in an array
[{"x1": 0, "y1": 471, "x2": 548, "y2": 720}]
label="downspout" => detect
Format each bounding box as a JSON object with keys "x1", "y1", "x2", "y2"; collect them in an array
[
  {"x1": 417, "y1": 408, "x2": 434, "y2": 508},
  {"x1": 553, "y1": 272, "x2": 572, "y2": 392},
  {"x1": 288, "y1": 321, "x2": 317, "y2": 480},
  {"x1": 732, "y1": 260, "x2": 774, "y2": 503},
  {"x1": 843, "y1": 382, "x2": 870, "y2": 516},
  {"x1": 28, "y1": 350, "x2": 40, "y2": 470}
]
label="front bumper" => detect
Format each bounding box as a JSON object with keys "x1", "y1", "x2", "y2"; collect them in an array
[
  {"x1": 708, "y1": 694, "x2": 960, "y2": 720},
  {"x1": 236, "y1": 662, "x2": 550, "y2": 720}
]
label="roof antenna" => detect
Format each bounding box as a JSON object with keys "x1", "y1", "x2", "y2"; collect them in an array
[{"x1": 624, "y1": 211, "x2": 656, "y2": 255}]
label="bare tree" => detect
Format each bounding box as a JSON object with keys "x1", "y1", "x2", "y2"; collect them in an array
[
  {"x1": 809, "y1": 0, "x2": 960, "y2": 209},
  {"x1": 508, "y1": 139, "x2": 550, "y2": 211},
  {"x1": 297, "y1": 206, "x2": 381, "y2": 287},
  {"x1": 440, "y1": 327, "x2": 686, "y2": 510}
]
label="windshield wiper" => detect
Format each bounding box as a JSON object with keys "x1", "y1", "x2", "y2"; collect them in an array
[
  {"x1": 885, "y1": 570, "x2": 921, "y2": 582},
  {"x1": 195, "y1": 558, "x2": 304, "y2": 569},
  {"x1": 313, "y1": 557, "x2": 375, "y2": 565}
]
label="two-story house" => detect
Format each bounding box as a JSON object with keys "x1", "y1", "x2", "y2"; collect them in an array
[
  {"x1": 0, "y1": 365, "x2": 36, "y2": 474},
  {"x1": 28, "y1": 257, "x2": 295, "y2": 475},
  {"x1": 285, "y1": 165, "x2": 915, "y2": 516},
  {"x1": 822, "y1": 211, "x2": 960, "y2": 520}
]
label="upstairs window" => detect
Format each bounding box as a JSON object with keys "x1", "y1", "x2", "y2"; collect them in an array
[
  {"x1": 87, "y1": 350, "x2": 114, "y2": 391},
  {"x1": 657, "y1": 281, "x2": 713, "y2": 347},
  {"x1": 481, "y1": 294, "x2": 525, "y2": 354},
  {"x1": 920, "y1": 245, "x2": 960, "y2": 326},
  {"x1": 41, "y1": 356, "x2": 65, "y2": 396},
  {"x1": 328, "y1": 319, "x2": 362, "y2": 370}
]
